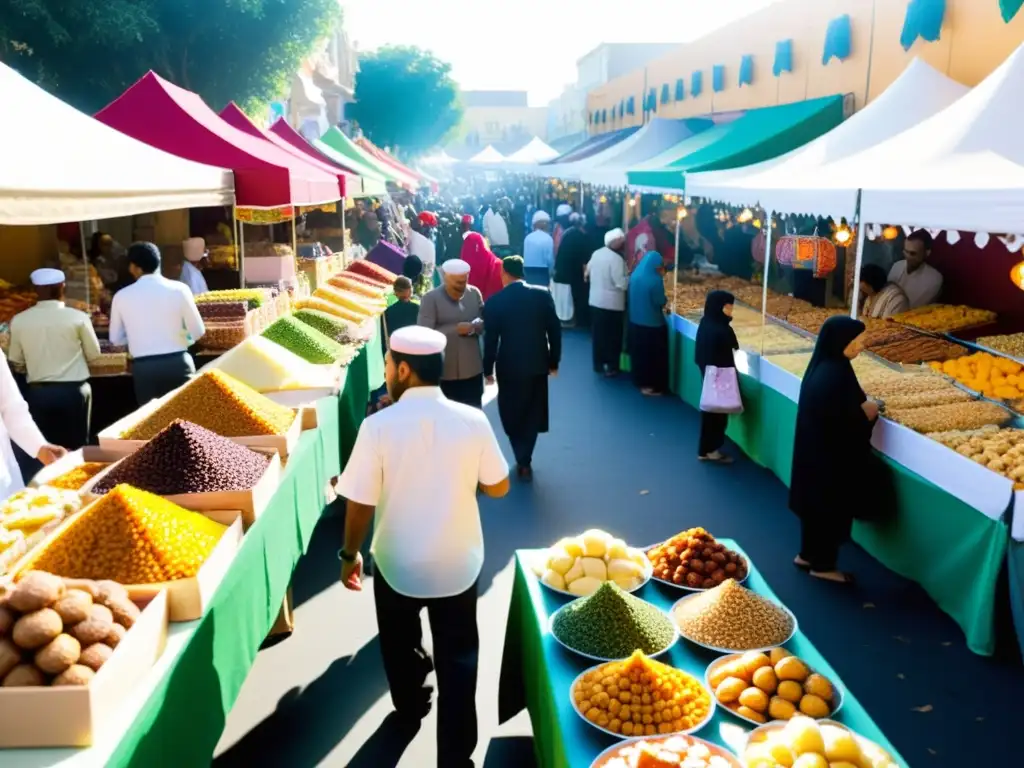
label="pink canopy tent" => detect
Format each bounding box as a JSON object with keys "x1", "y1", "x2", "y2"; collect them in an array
[
  {"x1": 355, "y1": 137, "x2": 422, "y2": 188},
  {"x1": 218, "y1": 102, "x2": 354, "y2": 198},
  {"x1": 95, "y1": 72, "x2": 339, "y2": 208}
]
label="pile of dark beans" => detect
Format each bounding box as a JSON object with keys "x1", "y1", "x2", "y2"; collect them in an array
[{"x1": 197, "y1": 301, "x2": 248, "y2": 321}]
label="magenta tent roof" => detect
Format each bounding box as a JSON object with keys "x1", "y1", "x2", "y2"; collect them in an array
[
  {"x1": 219, "y1": 102, "x2": 353, "y2": 198},
  {"x1": 95, "y1": 72, "x2": 340, "y2": 208}
]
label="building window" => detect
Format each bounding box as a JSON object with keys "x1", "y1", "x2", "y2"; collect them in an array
[
  {"x1": 823, "y1": 14, "x2": 853, "y2": 64},
  {"x1": 675, "y1": 79, "x2": 685, "y2": 101},
  {"x1": 739, "y1": 55, "x2": 754, "y2": 87},
  {"x1": 691, "y1": 71, "x2": 704, "y2": 98},
  {"x1": 627, "y1": 96, "x2": 636, "y2": 115},
  {"x1": 660, "y1": 83, "x2": 670, "y2": 104},
  {"x1": 900, "y1": 0, "x2": 946, "y2": 50},
  {"x1": 773, "y1": 40, "x2": 794, "y2": 76},
  {"x1": 712, "y1": 65, "x2": 726, "y2": 92}
]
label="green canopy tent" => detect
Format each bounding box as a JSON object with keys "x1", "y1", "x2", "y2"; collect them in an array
[
  {"x1": 318, "y1": 128, "x2": 410, "y2": 189},
  {"x1": 626, "y1": 94, "x2": 846, "y2": 191},
  {"x1": 307, "y1": 138, "x2": 387, "y2": 198}
]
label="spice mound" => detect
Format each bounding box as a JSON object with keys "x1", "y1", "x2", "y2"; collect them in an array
[
  {"x1": 552, "y1": 582, "x2": 675, "y2": 659},
  {"x1": 262, "y1": 315, "x2": 348, "y2": 364},
  {"x1": 22, "y1": 485, "x2": 227, "y2": 584},
  {"x1": 293, "y1": 308, "x2": 367, "y2": 345},
  {"x1": 205, "y1": 335, "x2": 335, "y2": 392},
  {"x1": 94, "y1": 420, "x2": 271, "y2": 496},
  {"x1": 45, "y1": 462, "x2": 110, "y2": 491},
  {"x1": 572, "y1": 650, "x2": 711, "y2": 737},
  {"x1": 672, "y1": 579, "x2": 794, "y2": 651},
  {"x1": 122, "y1": 370, "x2": 295, "y2": 440},
  {"x1": 347, "y1": 260, "x2": 397, "y2": 286}
]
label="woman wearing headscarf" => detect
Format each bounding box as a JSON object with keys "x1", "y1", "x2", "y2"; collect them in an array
[
  {"x1": 627, "y1": 252, "x2": 669, "y2": 396},
  {"x1": 790, "y1": 316, "x2": 878, "y2": 584},
  {"x1": 694, "y1": 290, "x2": 739, "y2": 462},
  {"x1": 859, "y1": 263, "x2": 910, "y2": 319},
  {"x1": 460, "y1": 232, "x2": 504, "y2": 301}
]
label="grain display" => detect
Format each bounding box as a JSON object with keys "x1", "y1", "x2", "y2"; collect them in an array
[
  {"x1": 294, "y1": 297, "x2": 369, "y2": 325},
  {"x1": 551, "y1": 582, "x2": 675, "y2": 658},
  {"x1": 205, "y1": 336, "x2": 335, "y2": 392},
  {"x1": 262, "y1": 315, "x2": 348, "y2": 364},
  {"x1": 121, "y1": 370, "x2": 295, "y2": 440},
  {"x1": 672, "y1": 579, "x2": 794, "y2": 651},
  {"x1": 886, "y1": 400, "x2": 1009, "y2": 433},
  {"x1": 94, "y1": 420, "x2": 270, "y2": 496},
  {"x1": 23, "y1": 485, "x2": 227, "y2": 584},
  {"x1": 46, "y1": 463, "x2": 110, "y2": 491}
]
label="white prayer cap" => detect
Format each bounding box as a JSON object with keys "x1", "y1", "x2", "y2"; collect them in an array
[
  {"x1": 532, "y1": 210, "x2": 550, "y2": 225},
  {"x1": 569, "y1": 212, "x2": 580, "y2": 223},
  {"x1": 30, "y1": 268, "x2": 65, "y2": 286},
  {"x1": 604, "y1": 228, "x2": 626, "y2": 247},
  {"x1": 441, "y1": 259, "x2": 471, "y2": 276},
  {"x1": 556, "y1": 203, "x2": 573, "y2": 217},
  {"x1": 390, "y1": 325, "x2": 447, "y2": 356},
  {"x1": 182, "y1": 237, "x2": 207, "y2": 262}
]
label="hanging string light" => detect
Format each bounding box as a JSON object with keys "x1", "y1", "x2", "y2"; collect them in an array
[
  {"x1": 1010, "y1": 261, "x2": 1024, "y2": 291},
  {"x1": 737, "y1": 208, "x2": 754, "y2": 223},
  {"x1": 834, "y1": 225, "x2": 853, "y2": 245}
]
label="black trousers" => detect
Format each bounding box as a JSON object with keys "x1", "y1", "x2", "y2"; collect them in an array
[
  {"x1": 132, "y1": 351, "x2": 195, "y2": 405},
  {"x1": 509, "y1": 432, "x2": 538, "y2": 468},
  {"x1": 800, "y1": 512, "x2": 853, "y2": 572},
  {"x1": 28, "y1": 381, "x2": 91, "y2": 450},
  {"x1": 629, "y1": 323, "x2": 669, "y2": 393},
  {"x1": 374, "y1": 572, "x2": 479, "y2": 768},
  {"x1": 591, "y1": 307, "x2": 624, "y2": 373},
  {"x1": 440, "y1": 374, "x2": 484, "y2": 409},
  {"x1": 698, "y1": 411, "x2": 728, "y2": 456}
]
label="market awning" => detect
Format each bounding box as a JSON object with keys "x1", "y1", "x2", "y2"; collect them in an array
[
  {"x1": 468, "y1": 145, "x2": 506, "y2": 164},
  {"x1": 579, "y1": 118, "x2": 715, "y2": 186},
  {"x1": 794, "y1": 43, "x2": 1024, "y2": 232},
  {"x1": 219, "y1": 103, "x2": 353, "y2": 199},
  {"x1": 0, "y1": 63, "x2": 233, "y2": 225},
  {"x1": 545, "y1": 127, "x2": 640, "y2": 165},
  {"x1": 626, "y1": 94, "x2": 846, "y2": 192},
  {"x1": 356, "y1": 138, "x2": 423, "y2": 188},
  {"x1": 685, "y1": 59, "x2": 969, "y2": 220},
  {"x1": 96, "y1": 71, "x2": 340, "y2": 208},
  {"x1": 317, "y1": 127, "x2": 409, "y2": 188},
  {"x1": 269, "y1": 119, "x2": 387, "y2": 198},
  {"x1": 505, "y1": 137, "x2": 559, "y2": 164}
]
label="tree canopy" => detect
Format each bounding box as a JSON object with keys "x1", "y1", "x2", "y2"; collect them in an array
[
  {"x1": 0, "y1": 0, "x2": 341, "y2": 113},
  {"x1": 349, "y1": 46, "x2": 462, "y2": 157}
]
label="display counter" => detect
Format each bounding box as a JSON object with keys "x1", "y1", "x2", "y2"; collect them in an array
[
  {"x1": 668, "y1": 315, "x2": 1012, "y2": 656},
  {"x1": 497, "y1": 546, "x2": 905, "y2": 768}
]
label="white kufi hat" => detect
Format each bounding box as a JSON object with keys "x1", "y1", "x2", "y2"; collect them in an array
[
  {"x1": 30, "y1": 268, "x2": 65, "y2": 286},
  {"x1": 390, "y1": 326, "x2": 447, "y2": 355},
  {"x1": 604, "y1": 228, "x2": 626, "y2": 247},
  {"x1": 532, "y1": 210, "x2": 550, "y2": 225},
  {"x1": 441, "y1": 259, "x2": 471, "y2": 276}
]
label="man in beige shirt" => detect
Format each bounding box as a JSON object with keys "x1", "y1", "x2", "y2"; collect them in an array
[{"x1": 8, "y1": 268, "x2": 101, "y2": 449}]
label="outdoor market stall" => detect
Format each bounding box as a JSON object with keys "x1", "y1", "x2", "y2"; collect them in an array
[
  {"x1": 269, "y1": 119, "x2": 388, "y2": 198},
  {"x1": 317, "y1": 127, "x2": 411, "y2": 188},
  {"x1": 578, "y1": 118, "x2": 714, "y2": 187},
  {"x1": 498, "y1": 535, "x2": 906, "y2": 768}
]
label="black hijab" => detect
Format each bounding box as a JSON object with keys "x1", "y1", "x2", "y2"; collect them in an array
[
  {"x1": 802, "y1": 315, "x2": 865, "y2": 391},
  {"x1": 695, "y1": 290, "x2": 739, "y2": 374}
]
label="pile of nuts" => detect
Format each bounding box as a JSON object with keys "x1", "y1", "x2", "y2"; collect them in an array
[
  {"x1": 885, "y1": 400, "x2": 1010, "y2": 434},
  {"x1": 672, "y1": 579, "x2": 794, "y2": 651},
  {"x1": 977, "y1": 332, "x2": 1024, "y2": 359},
  {"x1": 0, "y1": 571, "x2": 139, "y2": 686},
  {"x1": 646, "y1": 528, "x2": 748, "y2": 589}
]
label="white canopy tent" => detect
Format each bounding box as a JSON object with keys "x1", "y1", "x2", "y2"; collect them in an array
[
  {"x1": 467, "y1": 145, "x2": 506, "y2": 164},
  {"x1": 420, "y1": 149, "x2": 459, "y2": 167},
  {"x1": 505, "y1": 137, "x2": 559, "y2": 164},
  {"x1": 526, "y1": 122, "x2": 654, "y2": 179},
  {"x1": 685, "y1": 58, "x2": 969, "y2": 221},
  {"x1": 0, "y1": 63, "x2": 234, "y2": 225}
]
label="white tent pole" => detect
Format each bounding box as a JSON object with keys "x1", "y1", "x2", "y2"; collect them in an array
[
  {"x1": 850, "y1": 190, "x2": 865, "y2": 320},
  {"x1": 760, "y1": 213, "x2": 773, "y2": 357},
  {"x1": 239, "y1": 219, "x2": 246, "y2": 286},
  {"x1": 673, "y1": 214, "x2": 681, "y2": 307},
  {"x1": 79, "y1": 226, "x2": 90, "y2": 307}
]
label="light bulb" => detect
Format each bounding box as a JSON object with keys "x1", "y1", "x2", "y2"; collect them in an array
[
  {"x1": 677, "y1": 208, "x2": 687, "y2": 220},
  {"x1": 752, "y1": 219, "x2": 762, "y2": 229},
  {"x1": 737, "y1": 208, "x2": 753, "y2": 223},
  {"x1": 835, "y1": 227, "x2": 852, "y2": 245},
  {"x1": 1011, "y1": 261, "x2": 1024, "y2": 290}
]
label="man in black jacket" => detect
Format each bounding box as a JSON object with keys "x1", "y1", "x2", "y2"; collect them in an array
[{"x1": 483, "y1": 257, "x2": 562, "y2": 481}]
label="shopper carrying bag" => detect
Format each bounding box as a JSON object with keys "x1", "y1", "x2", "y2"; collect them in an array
[{"x1": 695, "y1": 290, "x2": 741, "y2": 462}]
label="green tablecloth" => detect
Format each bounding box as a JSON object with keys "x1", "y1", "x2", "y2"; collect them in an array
[
  {"x1": 498, "y1": 546, "x2": 906, "y2": 768},
  {"x1": 669, "y1": 324, "x2": 1010, "y2": 656}
]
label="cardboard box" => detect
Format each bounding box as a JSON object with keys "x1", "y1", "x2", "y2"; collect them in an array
[
  {"x1": 124, "y1": 516, "x2": 243, "y2": 622},
  {"x1": 80, "y1": 452, "x2": 281, "y2": 529},
  {"x1": 97, "y1": 390, "x2": 304, "y2": 458},
  {"x1": 28, "y1": 447, "x2": 134, "y2": 490},
  {"x1": 0, "y1": 590, "x2": 169, "y2": 748}
]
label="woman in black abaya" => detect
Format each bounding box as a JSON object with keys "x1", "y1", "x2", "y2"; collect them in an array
[
  {"x1": 694, "y1": 290, "x2": 739, "y2": 463},
  {"x1": 790, "y1": 316, "x2": 878, "y2": 584}
]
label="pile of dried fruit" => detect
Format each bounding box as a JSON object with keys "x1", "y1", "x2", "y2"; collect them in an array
[
  {"x1": 196, "y1": 301, "x2": 248, "y2": 321},
  {"x1": 205, "y1": 336, "x2": 335, "y2": 392},
  {"x1": 646, "y1": 528, "x2": 748, "y2": 589},
  {"x1": 571, "y1": 650, "x2": 712, "y2": 737},
  {"x1": 45, "y1": 463, "x2": 110, "y2": 491},
  {"x1": 94, "y1": 421, "x2": 270, "y2": 496},
  {"x1": 672, "y1": 579, "x2": 794, "y2": 651},
  {"x1": 892, "y1": 304, "x2": 996, "y2": 332},
  {"x1": 551, "y1": 582, "x2": 675, "y2": 659},
  {"x1": 709, "y1": 648, "x2": 837, "y2": 723},
  {"x1": 22, "y1": 485, "x2": 227, "y2": 584},
  {"x1": 122, "y1": 370, "x2": 295, "y2": 440},
  {"x1": 885, "y1": 400, "x2": 1009, "y2": 433},
  {"x1": 0, "y1": 571, "x2": 140, "y2": 687},
  {"x1": 262, "y1": 315, "x2": 349, "y2": 364}
]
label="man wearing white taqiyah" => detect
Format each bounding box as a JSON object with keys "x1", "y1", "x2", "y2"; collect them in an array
[
  {"x1": 179, "y1": 237, "x2": 210, "y2": 296},
  {"x1": 8, "y1": 268, "x2": 102, "y2": 450},
  {"x1": 336, "y1": 325, "x2": 509, "y2": 768}
]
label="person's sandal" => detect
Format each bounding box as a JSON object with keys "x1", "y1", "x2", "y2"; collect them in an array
[
  {"x1": 793, "y1": 556, "x2": 811, "y2": 571},
  {"x1": 809, "y1": 570, "x2": 855, "y2": 584},
  {"x1": 698, "y1": 451, "x2": 734, "y2": 464}
]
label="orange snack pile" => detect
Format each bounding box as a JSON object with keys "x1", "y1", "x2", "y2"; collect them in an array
[
  {"x1": 46, "y1": 462, "x2": 109, "y2": 491},
  {"x1": 932, "y1": 351, "x2": 1024, "y2": 399},
  {"x1": 572, "y1": 650, "x2": 711, "y2": 737},
  {"x1": 23, "y1": 485, "x2": 227, "y2": 584},
  {"x1": 122, "y1": 370, "x2": 295, "y2": 440}
]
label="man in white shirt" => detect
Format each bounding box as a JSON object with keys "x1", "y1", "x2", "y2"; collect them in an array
[
  {"x1": 522, "y1": 210, "x2": 555, "y2": 287},
  {"x1": 179, "y1": 237, "x2": 210, "y2": 296},
  {"x1": 586, "y1": 228, "x2": 630, "y2": 375},
  {"x1": 408, "y1": 211, "x2": 438, "y2": 279},
  {"x1": 109, "y1": 242, "x2": 206, "y2": 405},
  {"x1": 482, "y1": 198, "x2": 510, "y2": 255},
  {"x1": 887, "y1": 230, "x2": 943, "y2": 309},
  {"x1": 9, "y1": 268, "x2": 102, "y2": 449},
  {"x1": 336, "y1": 326, "x2": 509, "y2": 768}
]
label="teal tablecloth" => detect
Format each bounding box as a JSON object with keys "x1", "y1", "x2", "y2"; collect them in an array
[{"x1": 498, "y1": 545, "x2": 906, "y2": 768}]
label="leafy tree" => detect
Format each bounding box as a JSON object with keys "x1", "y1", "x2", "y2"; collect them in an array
[
  {"x1": 350, "y1": 45, "x2": 463, "y2": 157},
  {"x1": 0, "y1": 1, "x2": 340, "y2": 114}
]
